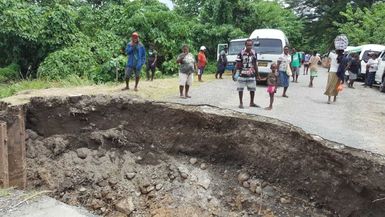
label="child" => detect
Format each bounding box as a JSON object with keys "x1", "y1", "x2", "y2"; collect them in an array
[{"x1": 265, "y1": 63, "x2": 278, "y2": 110}]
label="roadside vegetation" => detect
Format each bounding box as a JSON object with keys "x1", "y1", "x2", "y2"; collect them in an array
[{"x1": 1, "y1": 0, "x2": 384, "y2": 98}]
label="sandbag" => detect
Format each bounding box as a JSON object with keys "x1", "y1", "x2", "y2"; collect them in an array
[{"x1": 334, "y1": 34, "x2": 349, "y2": 50}]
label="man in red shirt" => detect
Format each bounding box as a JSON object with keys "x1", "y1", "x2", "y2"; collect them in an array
[{"x1": 197, "y1": 46, "x2": 207, "y2": 82}]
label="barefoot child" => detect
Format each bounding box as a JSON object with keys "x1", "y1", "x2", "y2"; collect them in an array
[{"x1": 265, "y1": 63, "x2": 278, "y2": 110}]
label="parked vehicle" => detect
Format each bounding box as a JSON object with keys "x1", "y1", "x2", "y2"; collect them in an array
[
  {"x1": 226, "y1": 38, "x2": 247, "y2": 72},
  {"x1": 249, "y1": 29, "x2": 290, "y2": 78}
]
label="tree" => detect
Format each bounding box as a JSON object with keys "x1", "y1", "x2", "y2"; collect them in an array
[
  {"x1": 334, "y1": 2, "x2": 385, "y2": 46},
  {"x1": 286, "y1": 0, "x2": 384, "y2": 52}
]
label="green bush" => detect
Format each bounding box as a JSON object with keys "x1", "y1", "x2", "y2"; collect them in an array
[
  {"x1": 162, "y1": 59, "x2": 179, "y2": 75},
  {"x1": 0, "y1": 63, "x2": 20, "y2": 82},
  {"x1": 37, "y1": 45, "x2": 97, "y2": 80}
]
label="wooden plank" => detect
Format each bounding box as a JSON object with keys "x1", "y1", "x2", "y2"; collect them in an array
[
  {"x1": 0, "y1": 121, "x2": 8, "y2": 187},
  {"x1": 7, "y1": 108, "x2": 26, "y2": 189}
]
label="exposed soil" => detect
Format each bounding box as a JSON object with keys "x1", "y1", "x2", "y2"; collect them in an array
[{"x1": 17, "y1": 95, "x2": 385, "y2": 216}]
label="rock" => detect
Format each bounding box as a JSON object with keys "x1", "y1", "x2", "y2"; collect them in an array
[
  {"x1": 107, "y1": 211, "x2": 126, "y2": 217},
  {"x1": 155, "y1": 183, "x2": 163, "y2": 191},
  {"x1": 169, "y1": 174, "x2": 176, "y2": 180},
  {"x1": 140, "y1": 186, "x2": 148, "y2": 194},
  {"x1": 102, "y1": 173, "x2": 110, "y2": 179},
  {"x1": 97, "y1": 180, "x2": 108, "y2": 187},
  {"x1": 90, "y1": 199, "x2": 104, "y2": 210},
  {"x1": 180, "y1": 172, "x2": 189, "y2": 179},
  {"x1": 280, "y1": 197, "x2": 291, "y2": 204},
  {"x1": 115, "y1": 197, "x2": 135, "y2": 215},
  {"x1": 200, "y1": 163, "x2": 207, "y2": 170},
  {"x1": 97, "y1": 148, "x2": 107, "y2": 157},
  {"x1": 109, "y1": 179, "x2": 118, "y2": 186},
  {"x1": 146, "y1": 185, "x2": 155, "y2": 193},
  {"x1": 178, "y1": 166, "x2": 189, "y2": 178},
  {"x1": 249, "y1": 180, "x2": 259, "y2": 193},
  {"x1": 125, "y1": 172, "x2": 136, "y2": 180},
  {"x1": 105, "y1": 193, "x2": 115, "y2": 200},
  {"x1": 26, "y1": 129, "x2": 39, "y2": 140},
  {"x1": 100, "y1": 207, "x2": 107, "y2": 213},
  {"x1": 237, "y1": 172, "x2": 250, "y2": 183},
  {"x1": 79, "y1": 187, "x2": 87, "y2": 192},
  {"x1": 168, "y1": 164, "x2": 177, "y2": 171},
  {"x1": 198, "y1": 177, "x2": 211, "y2": 189},
  {"x1": 242, "y1": 181, "x2": 250, "y2": 188},
  {"x1": 76, "y1": 148, "x2": 89, "y2": 159},
  {"x1": 263, "y1": 186, "x2": 276, "y2": 197},
  {"x1": 190, "y1": 158, "x2": 198, "y2": 165}
]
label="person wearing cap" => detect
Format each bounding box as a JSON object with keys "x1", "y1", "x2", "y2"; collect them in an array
[
  {"x1": 123, "y1": 32, "x2": 146, "y2": 91},
  {"x1": 197, "y1": 46, "x2": 207, "y2": 82},
  {"x1": 216, "y1": 46, "x2": 228, "y2": 79}
]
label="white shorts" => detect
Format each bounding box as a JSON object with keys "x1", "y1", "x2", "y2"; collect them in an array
[{"x1": 179, "y1": 73, "x2": 193, "y2": 86}]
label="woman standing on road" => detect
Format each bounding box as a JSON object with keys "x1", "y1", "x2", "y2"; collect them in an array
[
  {"x1": 324, "y1": 49, "x2": 344, "y2": 104},
  {"x1": 277, "y1": 46, "x2": 291, "y2": 98}
]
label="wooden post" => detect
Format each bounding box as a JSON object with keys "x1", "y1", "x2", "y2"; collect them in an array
[
  {"x1": 0, "y1": 121, "x2": 8, "y2": 187},
  {"x1": 6, "y1": 107, "x2": 26, "y2": 189}
]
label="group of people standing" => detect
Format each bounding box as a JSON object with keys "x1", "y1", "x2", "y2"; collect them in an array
[{"x1": 122, "y1": 32, "x2": 367, "y2": 109}]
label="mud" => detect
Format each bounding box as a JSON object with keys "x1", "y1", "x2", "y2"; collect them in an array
[{"x1": 20, "y1": 95, "x2": 385, "y2": 216}]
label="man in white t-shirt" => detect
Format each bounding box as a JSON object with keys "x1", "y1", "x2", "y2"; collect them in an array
[{"x1": 365, "y1": 53, "x2": 379, "y2": 88}]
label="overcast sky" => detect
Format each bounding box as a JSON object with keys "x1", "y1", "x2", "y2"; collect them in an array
[{"x1": 158, "y1": 0, "x2": 174, "y2": 9}]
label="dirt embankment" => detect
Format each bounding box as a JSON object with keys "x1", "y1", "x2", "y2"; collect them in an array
[{"x1": 23, "y1": 95, "x2": 385, "y2": 217}]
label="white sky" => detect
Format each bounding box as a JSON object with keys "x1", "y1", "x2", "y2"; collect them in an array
[{"x1": 158, "y1": 0, "x2": 174, "y2": 9}]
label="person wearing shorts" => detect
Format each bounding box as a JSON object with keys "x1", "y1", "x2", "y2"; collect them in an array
[
  {"x1": 291, "y1": 48, "x2": 301, "y2": 82},
  {"x1": 197, "y1": 46, "x2": 207, "y2": 82},
  {"x1": 235, "y1": 39, "x2": 261, "y2": 109},
  {"x1": 177, "y1": 45, "x2": 196, "y2": 98},
  {"x1": 123, "y1": 32, "x2": 146, "y2": 91},
  {"x1": 308, "y1": 51, "x2": 321, "y2": 87},
  {"x1": 347, "y1": 53, "x2": 359, "y2": 88}
]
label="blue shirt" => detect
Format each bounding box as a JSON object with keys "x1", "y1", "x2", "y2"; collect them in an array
[{"x1": 125, "y1": 42, "x2": 146, "y2": 70}]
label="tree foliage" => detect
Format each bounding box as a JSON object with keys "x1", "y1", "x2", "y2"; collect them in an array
[
  {"x1": 334, "y1": 2, "x2": 385, "y2": 46},
  {"x1": 0, "y1": 0, "x2": 304, "y2": 83},
  {"x1": 285, "y1": 0, "x2": 384, "y2": 52}
]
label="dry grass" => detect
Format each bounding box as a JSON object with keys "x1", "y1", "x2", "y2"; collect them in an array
[{"x1": 1, "y1": 74, "x2": 217, "y2": 105}]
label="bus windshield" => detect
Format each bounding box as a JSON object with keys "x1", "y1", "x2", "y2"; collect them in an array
[
  {"x1": 253, "y1": 39, "x2": 282, "y2": 54},
  {"x1": 228, "y1": 41, "x2": 246, "y2": 55}
]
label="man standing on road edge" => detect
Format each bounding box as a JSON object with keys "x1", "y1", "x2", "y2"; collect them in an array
[
  {"x1": 216, "y1": 46, "x2": 228, "y2": 79},
  {"x1": 177, "y1": 44, "x2": 196, "y2": 98},
  {"x1": 236, "y1": 39, "x2": 261, "y2": 109},
  {"x1": 123, "y1": 32, "x2": 146, "y2": 91}
]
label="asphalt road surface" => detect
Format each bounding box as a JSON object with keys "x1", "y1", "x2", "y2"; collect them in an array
[{"x1": 166, "y1": 67, "x2": 385, "y2": 155}]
